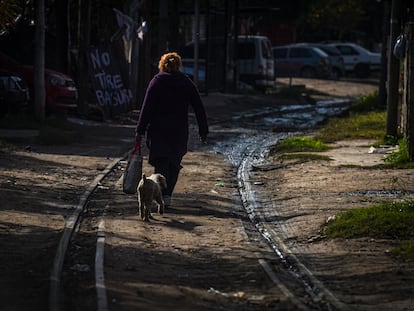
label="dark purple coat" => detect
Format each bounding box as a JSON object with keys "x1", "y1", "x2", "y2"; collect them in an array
[{"x1": 136, "y1": 71, "x2": 208, "y2": 164}]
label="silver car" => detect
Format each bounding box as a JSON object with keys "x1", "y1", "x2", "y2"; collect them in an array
[
  {"x1": 272, "y1": 45, "x2": 332, "y2": 79},
  {"x1": 327, "y1": 42, "x2": 381, "y2": 78}
]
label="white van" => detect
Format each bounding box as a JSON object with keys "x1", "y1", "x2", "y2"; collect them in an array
[
  {"x1": 179, "y1": 35, "x2": 274, "y2": 91},
  {"x1": 237, "y1": 35, "x2": 274, "y2": 90}
]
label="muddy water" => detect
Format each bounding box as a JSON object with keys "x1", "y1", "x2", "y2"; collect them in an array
[{"x1": 205, "y1": 98, "x2": 351, "y2": 166}]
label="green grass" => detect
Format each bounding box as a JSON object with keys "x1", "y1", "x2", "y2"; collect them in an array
[
  {"x1": 315, "y1": 111, "x2": 386, "y2": 143},
  {"x1": 270, "y1": 136, "x2": 329, "y2": 154},
  {"x1": 325, "y1": 201, "x2": 414, "y2": 239},
  {"x1": 268, "y1": 136, "x2": 331, "y2": 162},
  {"x1": 325, "y1": 201, "x2": 414, "y2": 261},
  {"x1": 383, "y1": 139, "x2": 414, "y2": 168},
  {"x1": 313, "y1": 91, "x2": 388, "y2": 143}
]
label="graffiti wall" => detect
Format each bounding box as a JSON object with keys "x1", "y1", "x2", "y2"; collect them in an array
[{"x1": 88, "y1": 45, "x2": 133, "y2": 116}]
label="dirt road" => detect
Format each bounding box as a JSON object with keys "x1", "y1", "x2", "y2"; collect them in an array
[{"x1": 1, "y1": 78, "x2": 413, "y2": 310}]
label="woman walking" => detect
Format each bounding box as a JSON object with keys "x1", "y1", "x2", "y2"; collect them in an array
[{"x1": 135, "y1": 52, "x2": 209, "y2": 206}]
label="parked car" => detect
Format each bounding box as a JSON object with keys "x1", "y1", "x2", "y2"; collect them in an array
[
  {"x1": 326, "y1": 42, "x2": 381, "y2": 78},
  {"x1": 0, "y1": 52, "x2": 78, "y2": 113},
  {"x1": 296, "y1": 43, "x2": 345, "y2": 79},
  {"x1": 237, "y1": 35, "x2": 274, "y2": 90},
  {"x1": 272, "y1": 45, "x2": 332, "y2": 79},
  {"x1": 0, "y1": 71, "x2": 30, "y2": 117}
]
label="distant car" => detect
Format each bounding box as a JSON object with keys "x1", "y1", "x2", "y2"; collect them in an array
[
  {"x1": 0, "y1": 52, "x2": 78, "y2": 113},
  {"x1": 272, "y1": 45, "x2": 332, "y2": 79},
  {"x1": 326, "y1": 42, "x2": 381, "y2": 78},
  {"x1": 296, "y1": 43, "x2": 345, "y2": 79},
  {"x1": 0, "y1": 71, "x2": 30, "y2": 117}
]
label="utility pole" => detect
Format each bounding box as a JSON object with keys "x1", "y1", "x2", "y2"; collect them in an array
[
  {"x1": 34, "y1": 0, "x2": 45, "y2": 121},
  {"x1": 386, "y1": 0, "x2": 402, "y2": 138}
]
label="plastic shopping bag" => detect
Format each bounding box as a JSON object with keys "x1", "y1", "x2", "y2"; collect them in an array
[{"x1": 122, "y1": 143, "x2": 142, "y2": 194}]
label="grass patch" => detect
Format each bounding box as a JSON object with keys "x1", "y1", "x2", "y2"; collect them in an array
[
  {"x1": 383, "y1": 139, "x2": 414, "y2": 168},
  {"x1": 324, "y1": 201, "x2": 414, "y2": 262},
  {"x1": 270, "y1": 136, "x2": 329, "y2": 154},
  {"x1": 324, "y1": 201, "x2": 414, "y2": 239},
  {"x1": 316, "y1": 111, "x2": 386, "y2": 143},
  {"x1": 315, "y1": 91, "x2": 387, "y2": 143},
  {"x1": 269, "y1": 136, "x2": 331, "y2": 162}
]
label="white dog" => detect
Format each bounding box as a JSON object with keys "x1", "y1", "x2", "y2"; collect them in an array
[{"x1": 137, "y1": 173, "x2": 166, "y2": 221}]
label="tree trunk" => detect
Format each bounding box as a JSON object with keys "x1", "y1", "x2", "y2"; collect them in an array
[
  {"x1": 77, "y1": 0, "x2": 91, "y2": 116},
  {"x1": 34, "y1": 0, "x2": 45, "y2": 121}
]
